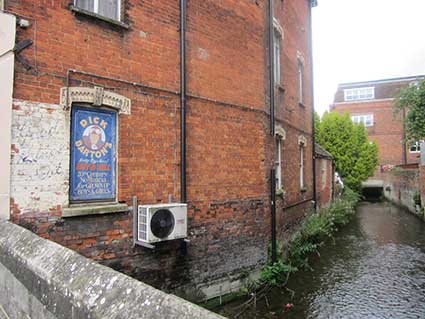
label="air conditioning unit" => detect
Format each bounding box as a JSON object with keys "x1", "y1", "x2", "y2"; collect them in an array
[{"x1": 134, "y1": 203, "x2": 187, "y2": 246}]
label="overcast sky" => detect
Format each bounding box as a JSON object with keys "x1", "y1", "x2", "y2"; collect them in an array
[{"x1": 312, "y1": 0, "x2": 425, "y2": 115}]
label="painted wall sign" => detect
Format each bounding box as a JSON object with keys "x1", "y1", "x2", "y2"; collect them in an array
[{"x1": 70, "y1": 105, "x2": 117, "y2": 202}]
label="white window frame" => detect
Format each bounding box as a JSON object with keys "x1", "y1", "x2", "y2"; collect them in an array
[
  {"x1": 409, "y1": 140, "x2": 424, "y2": 153},
  {"x1": 75, "y1": 0, "x2": 121, "y2": 21},
  {"x1": 321, "y1": 159, "x2": 327, "y2": 189},
  {"x1": 344, "y1": 87, "x2": 375, "y2": 101},
  {"x1": 300, "y1": 145, "x2": 305, "y2": 189},
  {"x1": 273, "y1": 18, "x2": 283, "y2": 86},
  {"x1": 351, "y1": 114, "x2": 374, "y2": 127},
  {"x1": 298, "y1": 136, "x2": 307, "y2": 190},
  {"x1": 275, "y1": 137, "x2": 282, "y2": 189},
  {"x1": 273, "y1": 31, "x2": 281, "y2": 85},
  {"x1": 298, "y1": 60, "x2": 304, "y2": 104}
]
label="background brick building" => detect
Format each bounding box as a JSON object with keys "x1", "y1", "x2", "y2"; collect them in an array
[
  {"x1": 0, "y1": 0, "x2": 319, "y2": 299},
  {"x1": 331, "y1": 75, "x2": 425, "y2": 174}
]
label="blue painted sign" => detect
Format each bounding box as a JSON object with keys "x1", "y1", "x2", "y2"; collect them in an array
[{"x1": 70, "y1": 106, "x2": 117, "y2": 202}]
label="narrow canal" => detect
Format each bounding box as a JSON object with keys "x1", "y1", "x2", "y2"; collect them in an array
[{"x1": 216, "y1": 201, "x2": 425, "y2": 318}]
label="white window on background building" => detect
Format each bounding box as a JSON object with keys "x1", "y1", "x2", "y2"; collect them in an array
[
  {"x1": 409, "y1": 140, "x2": 424, "y2": 153},
  {"x1": 351, "y1": 114, "x2": 374, "y2": 127},
  {"x1": 344, "y1": 87, "x2": 375, "y2": 101},
  {"x1": 75, "y1": 0, "x2": 121, "y2": 21}
]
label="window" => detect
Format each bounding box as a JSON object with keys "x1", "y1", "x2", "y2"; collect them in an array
[
  {"x1": 75, "y1": 0, "x2": 121, "y2": 21},
  {"x1": 344, "y1": 87, "x2": 375, "y2": 101},
  {"x1": 409, "y1": 140, "x2": 424, "y2": 153},
  {"x1": 300, "y1": 144, "x2": 305, "y2": 189},
  {"x1": 298, "y1": 60, "x2": 304, "y2": 105},
  {"x1": 273, "y1": 31, "x2": 281, "y2": 85},
  {"x1": 70, "y1": 105, "x2": 117, "y2": 203},
  {"x1": 321, "y1": 159, "x2": 327, "y2": 189},
  {"x1": 351, "y1": 114, "x2": 374, "y2": 127},
  {"x1": 275, "y1": 137, "x2": 282, "y2": 189}
]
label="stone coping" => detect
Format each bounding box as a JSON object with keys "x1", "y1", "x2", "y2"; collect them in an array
[
  {"x1": 62, "y1": 203, "x2": 129, "y2": 217},
  {"x1": 0, "y1": 220, "x2": 225, "y2": 319}
]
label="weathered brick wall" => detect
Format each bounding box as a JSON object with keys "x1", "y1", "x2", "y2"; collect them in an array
[
  {"x1": 274, "y1": 0, "x2": 314, "y2": 213},
  {"x1": 315, "y1": 157, "x2": 333, "y2": 209},
  {"x1": 382, "y1": 168, "x2": 419, "y2": 214},
  {"x1": 11, "y1": 100, "x2": 69, "y2": 215},
  {"x1": 6, "y1": 0, "x2": 314, "y2": 297}
]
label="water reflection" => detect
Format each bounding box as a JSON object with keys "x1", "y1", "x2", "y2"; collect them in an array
[{"x1": 216, "y1": 202, "x2": 425, "y2": 318}]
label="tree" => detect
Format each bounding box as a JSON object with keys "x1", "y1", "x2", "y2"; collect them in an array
[
  {"x1": 395, "y1": 80, "x2": 425, "y2": 142},
  {"x1": 316, "y1": 112, "x2": 379, "y2": 191}
]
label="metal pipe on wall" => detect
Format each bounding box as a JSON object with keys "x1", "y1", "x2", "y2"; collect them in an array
[
  {"x1": 308, "y1": 1, "x2": 317, "y2": 212},
  {"x1": 180, "y1": 0, "x2": 187, "y2": 203},
  {"x1": 402, "y1": 109, "x2": 407, "y2": 165},
  {"x1": 269, "y1": 0, "x2": 275, "y2": 137},
  {"x1": 269, "y1": 0, "x2": 277, "y2": 263},
  {"x1": 270, "y1": 168, "x2": 277, "y2": 263}
]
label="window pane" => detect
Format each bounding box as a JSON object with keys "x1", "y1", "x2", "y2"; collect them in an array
[
  {"x1": 344, "y1": 87, "x2": 375, "y2": 101},
  {"x1": 273, "y1": 33, "x2": 280, "y2": 84},
  {"x1": 98, "y1": 0, "x2": 119, "y2": 20},
  {"x1": 275, "y1": 138, "x2": 282, "y2": 188},
  {"x1": 76, "y1": 0, "x2": 94, "y2": 11},
  {"x1": 298, "y1": 62, "x2": 303, "y2": 103}
]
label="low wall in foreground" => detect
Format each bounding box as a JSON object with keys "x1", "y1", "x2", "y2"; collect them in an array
[{"x1": 0, "y1": 220, "x2": 224, "y2": 319}]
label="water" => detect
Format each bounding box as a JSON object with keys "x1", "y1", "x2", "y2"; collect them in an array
[{"x1": 215, "y1": 202, "x2": 425, "y2": 318}]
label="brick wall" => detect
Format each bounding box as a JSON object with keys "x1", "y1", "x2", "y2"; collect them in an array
[
  {"x1": 382, "y1": 168, "x2": 419, "y2": 214},
  {"x1": 274, "y1": 0, "x2": 314, "y2": 208},
  {"x1": 315, "y1": 157, "x2": 333, "y2": 209},
  {"x1": 6, "y1": 0, "x2": 314, "y2": 297}
]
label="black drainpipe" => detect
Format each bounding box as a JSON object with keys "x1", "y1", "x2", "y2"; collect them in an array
[
  {"x1": 402, "y1": 108, "x2": 407, "y2": 165},
  {"x1": 269, "y1": 0, "x2": 275, "y2": 137},
  {"x1": 308, "y1": 1, "x2": 317, "y2": 212},
  {"x1": 180, "y1": 0, "x2": 187, "y2": 203},
  {"x1": 269, "y1": 0, "x2": 277, "y2": 263}
]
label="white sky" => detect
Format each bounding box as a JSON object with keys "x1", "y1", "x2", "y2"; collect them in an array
[{"x1": 312, "y1": 0, "x2": 425, "y2": 115}]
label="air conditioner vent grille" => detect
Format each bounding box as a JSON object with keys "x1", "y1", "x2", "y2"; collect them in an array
[{"x1": 138, "y1": 206, "x2": 147, "y2": 241}]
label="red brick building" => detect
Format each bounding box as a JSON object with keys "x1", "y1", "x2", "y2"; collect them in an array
[
  {"x1": 0, "y1": 0, "x2": 318, "y2": 299},
  {"x1": 331, "y1": 75, "x2": 425, "y2": 172}
]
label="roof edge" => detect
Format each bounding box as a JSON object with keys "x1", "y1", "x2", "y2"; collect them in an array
[{"x1": 338, "y1": 75, "x2": 425, "y2": 88}]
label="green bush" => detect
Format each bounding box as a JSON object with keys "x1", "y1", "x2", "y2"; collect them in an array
[
  {"x1": 413, "y1": 191, "x2": 421, "y2": 206},
  {"x1": 260, "y1": 188, "x2": 360, "y2": 286}
]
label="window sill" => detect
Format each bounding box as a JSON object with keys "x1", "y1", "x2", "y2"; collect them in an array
[
  {"x1": 62, "y1": 203, "x2": 129, "y2": 218},
  {"x1": 276, "y1": 188, "x2": 286, "y2": 198},
  {"x1": 275, "y1": 84, "x2": 286, "y2": 92},
  {"x1": 70, "y1": 5, "x2": 130, "y2": 30}
]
